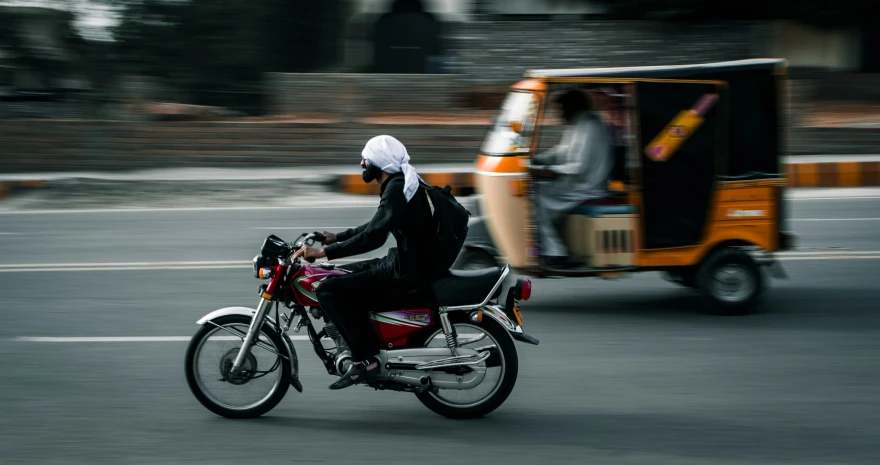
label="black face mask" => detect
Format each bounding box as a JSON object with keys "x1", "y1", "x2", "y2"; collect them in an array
[{"x1": 361, "y1": 162, "x2": 383, "y2": 183}]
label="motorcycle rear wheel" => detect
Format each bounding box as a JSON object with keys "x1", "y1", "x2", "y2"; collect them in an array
[
  {"x1": 185, "y1": 315, "x2": 290, "y2": 419},
  {"x1": 414, "y1": 314, "x2": 519, "y2": 419}
]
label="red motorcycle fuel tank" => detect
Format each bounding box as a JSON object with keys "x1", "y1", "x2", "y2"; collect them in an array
[
  {"x1": 290, "y1": 264, "x2": 348, "y2": 306},
  {"x1": 370, "y1": 309, "x2": 434, "y2": 348}
]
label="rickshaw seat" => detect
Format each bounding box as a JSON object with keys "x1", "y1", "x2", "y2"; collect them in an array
[
  {"x1": 579, "y1": 197, "x2": 627, "y2": 207},
  {"x1": 571, "y1": 196, "x2": 633, "y2": 217},
  {"x1": 570, "y1": 204, "x2": 636, "y2": 217}
]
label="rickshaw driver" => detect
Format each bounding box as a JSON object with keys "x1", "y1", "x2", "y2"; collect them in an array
[{"x1": 528, "y1": 89, "x2": 614, "y2": 268}]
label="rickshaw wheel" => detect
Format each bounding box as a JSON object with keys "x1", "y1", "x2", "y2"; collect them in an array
[{"x1": 696, "y1": 247, "x2": 766, "y2": 315}]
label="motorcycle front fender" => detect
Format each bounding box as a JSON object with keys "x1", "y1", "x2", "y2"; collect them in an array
[{"x1": 196, "y1": 306, "x2": 302, "y2": 392}]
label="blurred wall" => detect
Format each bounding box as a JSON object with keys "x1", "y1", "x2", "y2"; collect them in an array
[
  {"x1": 447, "y1": 20, "x2": 771, "y2": 84},
  {"x1": 267, "y1": 73, "x2": 463, "y2": 116},
  {"x1": 0, "y1": 119, "x2": 489, "y2": 172},
  {"x1": 301, "y1": 19, "x2": 771, "y2": 116},
  {"x1": 770, "y1": 22, "x2": 862, "y2": 72}
]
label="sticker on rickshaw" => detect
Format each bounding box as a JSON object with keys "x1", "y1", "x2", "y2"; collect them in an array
[{"x1": 645, "y1": 93, "x2": 719, "y2": 162}]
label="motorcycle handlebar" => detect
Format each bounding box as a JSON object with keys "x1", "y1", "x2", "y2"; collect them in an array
[{"x1": 289, "y1": 231, "x2": 327, "y2": 263}]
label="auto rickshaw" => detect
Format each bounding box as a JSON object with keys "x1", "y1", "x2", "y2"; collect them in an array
[{"x1": 455, "y1": 59, "x2": 797, "y2": 315}]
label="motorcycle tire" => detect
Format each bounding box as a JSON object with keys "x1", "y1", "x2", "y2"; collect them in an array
[
  {"x1": 185, "y1": 315, "x2": 291, "y2": 419},
  {"x1": 414, "y1": 314, "x2": 519, "y2": 420}
]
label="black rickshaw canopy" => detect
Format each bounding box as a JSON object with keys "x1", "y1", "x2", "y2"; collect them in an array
[
  {"x1": 525, "y1": 58, "x2": 786, "y2": 80},
  {"x1": 524, "y1": 58, "x2": 789, "y2": 249}
]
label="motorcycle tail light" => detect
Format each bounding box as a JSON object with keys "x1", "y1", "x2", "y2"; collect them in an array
[
  {"x1": 514, "y1": 278, "x2": 531, "y2": 301},
  {"x1": 258, "y1": 268, "x2": 273, "y2": 279}
]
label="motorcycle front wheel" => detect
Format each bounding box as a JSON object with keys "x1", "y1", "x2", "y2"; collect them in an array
[
  {"x1": 185, "y1": 315, "x2": 290, "y2": 419},
  {"x1": 414, "y1": 314, "x2": 519, "y2": 419}
]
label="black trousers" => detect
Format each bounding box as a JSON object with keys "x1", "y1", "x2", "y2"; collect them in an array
[{"x1": 316, "y1": 258, "x2": 417, "y2": 360}]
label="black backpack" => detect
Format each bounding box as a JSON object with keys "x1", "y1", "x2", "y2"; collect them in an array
[{"x1": 420, "y1": 181, "x2": 470, "y2": 272}]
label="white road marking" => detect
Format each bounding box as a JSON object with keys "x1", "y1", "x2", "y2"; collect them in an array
[
  {"x1": 791, "y1": 218, "x2": 880, "y2": 222},
  {"x1": 787, "y1": 188, "x2": 880, "y2": 200},
  {"x1": 779, "y1": 251, "x2": 878, "y2": 255},
  {"x1": 0, "y1": 260, "x2": 249, "y2": 268},
  {"x1": 0, "y1": 232, "x2": 19, "y2": 235},
  {"x1": 790, "y1": 196, "x2": 880, "y2": 201},
  {"x1": 12, "y1": 336, "x2": 310, "y2": 342},
  {"x1": 0, "y1": 265, "x2": 250, "y2": 273},
  {"x1": 0, "y1": 258, "x2": 367, "y2": 273},
  {"x1": 1, "y1": 252, "x2": 877, "y2": 274},
  {"x1": 249, "y1": 227, "x2": 350, "y2": 230},
  {"x1": 0, "y1": 203, "x2": 378, "y2": 215},
  {"x1": 778, "y1": 255, "x2": 880, "y2": 261}
]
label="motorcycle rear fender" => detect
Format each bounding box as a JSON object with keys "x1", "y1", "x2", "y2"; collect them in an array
[
  {"x1": 196, "y1": 307, "x2": 302, "y2": 392},
  {"x1": 480, "y1": 305, "x2": 539, "y2": 345}
]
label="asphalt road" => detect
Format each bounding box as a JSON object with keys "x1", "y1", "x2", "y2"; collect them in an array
[{"x1": 1, "y1": 193, "x2": 880, "y2": 465}]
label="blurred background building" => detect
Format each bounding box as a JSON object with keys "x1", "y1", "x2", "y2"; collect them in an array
[{"x1": 1, "y1": 0, "x2": 879, "y2": 171}]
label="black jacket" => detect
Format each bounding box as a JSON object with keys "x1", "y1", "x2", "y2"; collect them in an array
[{"x1": 324, "y1": 174, "x2": 437, "y2": 282}]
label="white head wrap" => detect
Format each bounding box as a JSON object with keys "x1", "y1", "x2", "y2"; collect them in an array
[{"x1": 361, "y1": 135, "x2": 422, "y2": 202}]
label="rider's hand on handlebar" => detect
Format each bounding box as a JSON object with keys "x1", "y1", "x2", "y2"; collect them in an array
[
  {"x1": 293, "y1": 245, "x2": 326, "y2": 263},
  {"x1": 320, "y1": 231, "x2": 337, "y2": 246}
]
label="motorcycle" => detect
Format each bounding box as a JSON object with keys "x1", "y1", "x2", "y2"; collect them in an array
[{"x1": 185, "y1": 232, "x2": 538, "y2": 419}]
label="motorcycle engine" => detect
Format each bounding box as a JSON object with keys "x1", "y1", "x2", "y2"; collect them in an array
[
  {"x1": 324, "y1": 321, "x2": 351, "y2": 375},
  {"x1": 334, "y1": 350, "x2": 353, "y2": 376},
  {"x1": 325, "y1": 322, "x2": 347, "y2": 350},
  {"x1": 311, "y1": 307, "x2": 351, "y2": 375}
]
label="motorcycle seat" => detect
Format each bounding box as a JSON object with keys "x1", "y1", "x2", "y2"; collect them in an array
[{"x1": 431, "y1": 267, "x2": 505, "y2": 307}]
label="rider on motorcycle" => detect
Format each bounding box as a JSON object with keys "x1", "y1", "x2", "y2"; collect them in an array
[{"x1": 294, "y1": 135, "x2": 440, "y2": 390}]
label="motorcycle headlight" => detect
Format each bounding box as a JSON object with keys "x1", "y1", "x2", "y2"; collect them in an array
[
  {"x1": 253, "y1": 255, "x2": 280, "y2": 278},
  {"x1": 252, "y1": 255, "x2": 261, "y2": 278}
]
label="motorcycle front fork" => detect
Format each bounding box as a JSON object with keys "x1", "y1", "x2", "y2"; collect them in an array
[{"x1": 230, "y1": 297, "x2": 273, "y2": 374}]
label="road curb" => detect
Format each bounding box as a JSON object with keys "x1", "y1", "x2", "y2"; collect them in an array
[
  {"x1": 337, "y1": 172, "x2": 477, "y2": 196},
  {"x1": 785, "y1": 160, "x2": 880, "y2": 188},
  {"x1": 3, "y1": 160, "x2": 878, "y2": 202},
  {"x1": 335, "y1": 160, "x2": 880, "y2": 196}
]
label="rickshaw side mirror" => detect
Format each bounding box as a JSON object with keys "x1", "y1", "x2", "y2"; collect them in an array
[{"x1": 510, "y1": 120, "x2": 523, "y2": 134}]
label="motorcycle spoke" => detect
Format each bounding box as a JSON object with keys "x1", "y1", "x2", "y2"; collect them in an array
[
  {"x1": 193, "y1": 323, "x2": 286, "y2": 411},
  {"x1": 205, "y1": 320, "x2": 286, "y2": 359}
]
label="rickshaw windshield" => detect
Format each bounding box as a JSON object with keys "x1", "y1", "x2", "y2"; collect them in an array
[{"x1": 481, "y1": 91, "x2": 540, "y2": 156}]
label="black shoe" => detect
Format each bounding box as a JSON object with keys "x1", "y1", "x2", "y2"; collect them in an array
[{"x1": 329, "y1": 357, "x2": 380, "y2": 390}]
